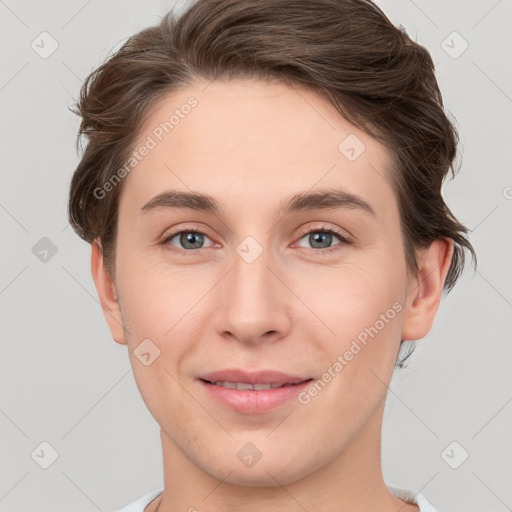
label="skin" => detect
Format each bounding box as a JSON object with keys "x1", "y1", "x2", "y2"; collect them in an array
[{"x1": 91, "y1": 79, "x2": 453, "y2": 512}]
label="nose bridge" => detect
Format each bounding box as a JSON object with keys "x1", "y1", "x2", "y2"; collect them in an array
[
  {"x1": 215, "y1": 233, "x2": 290, "y2": 342},
  {"x1": 231, "y1": 234, "x2": 277, "y2": 311}
]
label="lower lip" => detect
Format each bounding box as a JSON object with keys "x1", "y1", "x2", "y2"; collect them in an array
[{"x1": 199, "y1": 379, "x2": 313, "y2": 414}]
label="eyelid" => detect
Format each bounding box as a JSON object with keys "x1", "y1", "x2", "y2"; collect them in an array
[
  {"x1": 295, "y1": 223, "x2": 352, "y2": 243},
  {"x1": 161, "y1": 223, "x2": 215, "y2": 241}
]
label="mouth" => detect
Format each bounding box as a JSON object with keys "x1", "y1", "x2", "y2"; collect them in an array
[
  {"x1": 200, "y1": 380, "x2": 307, "y2": 390},
  {"x1": 197, "y1": 369, "x2": 314, "y2": 414}
]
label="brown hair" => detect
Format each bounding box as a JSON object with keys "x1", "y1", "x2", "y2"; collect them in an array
[{"x1": 68, "y1": 0, "x2": 476, "y2": 299}]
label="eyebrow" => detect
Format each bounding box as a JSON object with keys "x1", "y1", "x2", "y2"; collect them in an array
[{"x1": 140, "y1": 188, "x2": 376, "y2": 217}]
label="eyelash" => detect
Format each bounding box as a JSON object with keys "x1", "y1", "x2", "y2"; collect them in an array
[{"x1": 161, "y1": 224, "x2": 353, "y2": 256}]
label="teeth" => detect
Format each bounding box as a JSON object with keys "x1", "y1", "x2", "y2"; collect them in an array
[
  {"x1": 253, "y1": 383, "x2": 274, "y2": 391},
  {"x1": 211, "y1": 381, "x2": 285, "y2": 390}
]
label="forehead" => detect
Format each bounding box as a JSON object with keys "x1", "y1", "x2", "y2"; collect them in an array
[{"x1": 119, "y1": 79, "x2": 394, "y2": 217}]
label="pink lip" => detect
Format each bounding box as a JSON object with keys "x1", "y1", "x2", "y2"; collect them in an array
[
  {"x1": 199, "y1": 369, "x2": 309, "y2": 385},
  {"x1": 198, "y1": 369, "x2": 313, "y2": 414}
]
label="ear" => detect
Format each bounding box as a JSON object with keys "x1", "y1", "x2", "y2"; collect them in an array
[
  {"x1": 90, "y1": 238, "x2": 127, "y2": 345},
  {"x1": 401, "y1": 238, "x2": 454, "y2": 341}
]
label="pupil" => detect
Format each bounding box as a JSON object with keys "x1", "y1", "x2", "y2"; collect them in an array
[
  {"x1": 181, "y1": 232, "x2": 203, "y2": 249},
  {"x1": 311, "y1": 232, "x2": 331, "y2": 249}
]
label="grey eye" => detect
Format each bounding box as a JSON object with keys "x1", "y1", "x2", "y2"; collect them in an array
[{"x1": 168, "y1": 231, "x2": 214, "y2": 250}]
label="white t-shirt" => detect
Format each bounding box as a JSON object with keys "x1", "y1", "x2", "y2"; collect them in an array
[{"x1": 114, "y1": 485, "x2": 437, "y2": 511}]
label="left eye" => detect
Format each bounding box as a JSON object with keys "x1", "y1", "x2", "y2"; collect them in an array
[{"x1": 296, "y1": 229, "x2": 346, "y2": 250}]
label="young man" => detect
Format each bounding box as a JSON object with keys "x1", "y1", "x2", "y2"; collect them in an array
[{"x1": 67, "y1": 1, "x2": 476, "y2": 510}]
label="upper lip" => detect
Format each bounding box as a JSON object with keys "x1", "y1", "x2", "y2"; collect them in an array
[{"x1": 199, "y1": 369, "x2": 311, "y2": 385}]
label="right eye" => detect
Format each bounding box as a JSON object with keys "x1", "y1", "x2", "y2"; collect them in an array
[{"x1": 162, "y1": 229, "x2": 216, "y2": 254}]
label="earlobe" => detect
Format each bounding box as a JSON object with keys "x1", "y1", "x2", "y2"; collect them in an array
[
  {"x1": 401, "y1": 238, "x2": 454, "y2": 341},
  {"x1": 90, "y1": 239, "x2": 127, "y2": 345}
]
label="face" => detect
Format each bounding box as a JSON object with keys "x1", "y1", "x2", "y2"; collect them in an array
[{"x1": 94, "y1": 78, "x2": 441, "y2": 487}]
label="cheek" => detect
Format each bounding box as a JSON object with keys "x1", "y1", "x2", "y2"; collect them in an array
[
  {"x1": 298, "y1": 264, "x2": 406, "y2": 402},
  {"x1": 298, "y1": 258, "x2": 405, "y2": 338},
  {"x1": 116, "y1": 250, "x2": 194, "y2": 333},
  {"x1": 117, "y1": 262, "x2": 209, "y2": 395}
]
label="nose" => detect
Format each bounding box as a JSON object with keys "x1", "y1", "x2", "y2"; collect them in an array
[{"x1": 214, "y1": 238, "x2": 292, "y2": 346}]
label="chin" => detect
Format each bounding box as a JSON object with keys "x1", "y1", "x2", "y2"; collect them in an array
[
  {"x1": 200, "y1": 449, "x2": 317, "y2": 488},
  {"x1": 212, "y1": 465, "x2": 302, "y2": 488}
]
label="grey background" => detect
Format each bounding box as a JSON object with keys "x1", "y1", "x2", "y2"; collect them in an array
[{"x1": 1, "y1": 0, "x2": 511, "y2": 510}]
